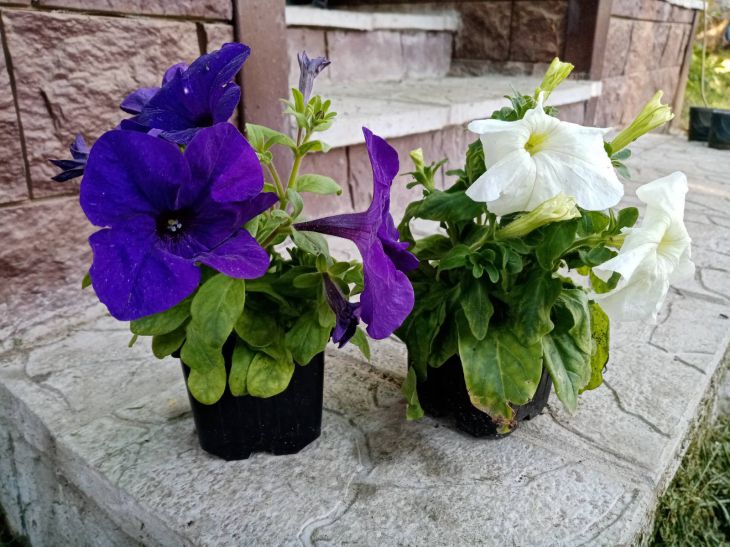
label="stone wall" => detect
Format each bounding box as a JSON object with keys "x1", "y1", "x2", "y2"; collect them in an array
[
  {"x1": 0, "y1": 1, "x2": 235, "y2": 342},
  {"x1": 595, "y1": 0, "x2": 697, "y2": 127},
  {"x1": 450, "y1": 0, "x2": 570, "y2": 75}
]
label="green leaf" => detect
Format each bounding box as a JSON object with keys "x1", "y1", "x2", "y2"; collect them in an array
[
  {"x1": 578, "y1": 246, "x2": 616, "y2": 267},
  {"x1": 81, "y1": 271, "x2": 92, "y2": 289},
  {"x1": 350, "y1": 327, "x2": 371, "y2": 361},
  {"x1": 246, "y1": 352, "x2": 295, "y2": 398},
  {"x1": 229, "y1": 340, "x2": 256, "y2": 396},
  {"x1": 235, "y1": 308, "x2": 280, "y2": 349},
  {"x1": 187, "y1": 361, "x2": 227, "y2": 405},
  {"x1": 246, "y1": 123, "x2": 297, "y2": 151},
  {"x1": 412, "y1": 234, "x2": 452, "y2": 260},
  {"x1": 180, "y1": 326, "x2": 224, "y2": 372},
  {"x1": 535, "y1": 220, "x2": 578, "y2": 270},
  {"x1": 509, "y1": 270, "x2": 562, "y2": 343},
  {"x1": 542, "y1": 290, "x2": 592, "y2": 411},
  {"x1": 130, "y1": 296, "x2": 191, "y2": 336},
  {"x1": 190, "y1": 275, "x2": 245, "y2": 349},
  {"x1": 128, "y1": 334, "x2": 138, "y2": 348},
  {"x1": 578, "y1": 210, "x2": 610, "y2": 236},
  {"x1": 439, "y1": 244, "x2": 471, "y2": 271},
  {"x1": 287, "y1": 189, "x2": 304, "y2": 219},
  {"x1": 429, "y1": 318, "x2": 458, "y2": 368},
  {"x1": 582, "y1": 302, "x2": 610, "y2": 392},
  {"x1": 457, "y1": 317, "x2": 543, "y2": 430},
  {"x1": 296, "y1": 174, "x2": 342, "y2": 195},
  {"x1": 409, "y1": 191, "x2": 483, "y2": 223},
  {"x1": 256, "y1": 210, "x2": 290, "y2": 244},
  {"x1": 461, "y1": 276, "x2": 493, "y2": 340},
  {"x1": 285, "y1": 312, "x2": 331, "y2": 365},
  {"x1": 616, "y1": 207, "x2": 639, "y2": 231},
  {"x1": 402, "y1": 367, "x2": 424, "y2": 420},
  {"x1": 291, "y1": 229, "x2": 329, "y2": 256},
  {"x1": 151, "y1": 325, "x2": 186, "y2": 359},
  {"x1": 299, "y1": 140, "x2": 331, "y2": 155},
  {"x1": 293, "y1": 272, "x2": 322, "y2": 289}
]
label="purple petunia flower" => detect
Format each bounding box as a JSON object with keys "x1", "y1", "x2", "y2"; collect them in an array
[
  {"x1": 49, "y1": 134, "x2": 89, "y2": 182},
  {"x1": 120, "y1": 62, "x2": 188, "y2": 115},
  {"x1": 80, "y1": 122, "x2": 274, "y2": 321},
  {"x1": 323, "y1": 275, "x2": 361, "y2": 347},
  {"x1": 296, "y1": 128, "x2": 417, "y2": 340},
  {"x1": 120, "y1": 43, "x2": 249, "y2": 145},
  {"x1": 297, "y1": 51, "x2": 331, "y2": 103}
]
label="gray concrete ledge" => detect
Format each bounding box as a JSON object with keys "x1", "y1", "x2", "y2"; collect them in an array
[
  {"x1": 1, "y1": 136, "x2": 729, "y2": 546},
  {"x1": 285, "y1": 6, "x2": 460, "y2": 32},
  {"x1": 318, "y1": 76, "x2": 603, "y2": 148}
]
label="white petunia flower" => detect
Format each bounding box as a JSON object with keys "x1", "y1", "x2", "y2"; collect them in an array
[
  {"x1": 593, "y1": 171, "x2": 695, "y2": 322},
  {"x1": 465, "y1": 94, "x2": 624, "y2": 216}
]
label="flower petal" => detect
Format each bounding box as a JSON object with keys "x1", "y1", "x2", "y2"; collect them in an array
[
  {"x1": 594, "y1": 269, "x2": 669, "y2": 322},
  {"x1": 80, "y1": 130, "x2": 190, "y2": 227},
  {"x1": 358, "y1": 240, "x2": 414, "y2": 339},
  {"x1": 120, "y1": 87, "x2": 159, "y2": 115},
  {"x1": 183, "y1": 123, "x2": 263, "y2": 204},
  {"x1": 636, "y1": 171, "x2": 688, "y2": 216},
  {"x1": 195, "y1": 229, "x2": 269, "y2": 279},
  {"x1": 465, "y1": 150, "x2": 537, "y2": 214},
  {"x1": 88, "y1": 218, "x2": 200, "y2": 321}
]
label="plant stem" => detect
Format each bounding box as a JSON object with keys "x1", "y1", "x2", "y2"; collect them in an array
[{"x1": 267, "y1": 163, "x2": 286, "y2": 202}]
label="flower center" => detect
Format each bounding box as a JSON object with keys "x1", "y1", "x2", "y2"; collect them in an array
[
  {"x1": 195, "y1": 112, "x2": 214, "y2": 127},
  {"x1": 156, "y1": 210, "x2": 191, "y2": 239},
  {"x1": 525, "y1": 132, "x2": 549, "y2": 156}
]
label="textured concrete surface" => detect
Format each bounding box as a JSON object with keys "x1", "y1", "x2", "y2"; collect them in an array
[
  {"x1": 0, "y1": 135, "x2": 729, "y2": 545},
  {"x1": 317, "y1": 74, "x2": 602, "y2": 148}
]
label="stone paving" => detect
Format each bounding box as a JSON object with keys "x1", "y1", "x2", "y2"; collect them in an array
[{"x1": 0, "y1": 134, "x2": 729, "y2": 546}]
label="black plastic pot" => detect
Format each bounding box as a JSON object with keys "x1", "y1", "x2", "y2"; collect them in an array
[
  {"x1": 180, "y1": 340, "x2": 324, "y2": 461},
  {"x1": 416, "y1": 356, "x2": 552, "y2": 437},
  {"x1": 708, "y1": 109, "x2": 730, "y2": 150},
  {"x1": 689, "y1": 106, "x2": 714, "y2": 142}
]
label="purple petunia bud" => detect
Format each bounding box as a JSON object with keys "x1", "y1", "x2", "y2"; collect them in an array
[
  {"x1": 323, "y1": 275, "x2": 360, "y2": 348},
  {"x1": 49, "y1": 134, "x2": 89, "y2": 182},
  {"x1": 297, "y1": 51, "x2": 331, "y2": 103}
]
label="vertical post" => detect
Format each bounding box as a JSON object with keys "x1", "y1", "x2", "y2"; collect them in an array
[
  {"x1": 672, "y1": 10, "x2": 700, "y2": 130},
  {"x1": 233, "y1": 0, "x2": 291, "y2": 133},
  {"x1": 564, "y1": 0, "x2": 613, "y2": 124}
]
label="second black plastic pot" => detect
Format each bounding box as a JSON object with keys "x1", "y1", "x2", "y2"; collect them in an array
[
  {"x1": 708, "y1": 109, "x2": 730, "y2": 150},
  {"x1": 180, "y1": 338, "x2": 324, "y2": 461},
  {"x1": 689, "y1": 106, "x2": 714, "y2": 142},
  {"x1": 416, "y1": 355, "x2": 552, "y2": 437}
]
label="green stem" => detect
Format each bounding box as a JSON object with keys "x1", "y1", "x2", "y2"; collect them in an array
[
  {"x1": 288, "y1": 154, "x2": 304, "y2": 192},
  {"x1": 267, "y1": 163, "x2": 286, "y2": 202}
]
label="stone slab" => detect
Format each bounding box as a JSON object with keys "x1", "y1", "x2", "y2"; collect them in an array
[
  {"x1": 1, "y1": 135, "x2": 729, "y2": 545},
  {"x1": 1, "y1": 10, "x2": 201, "y2": 198},
  {"x1": 36, "y1": 0, "x2": 232, "y2": 21},
  {"x1": 317, "y1": 75, "x2": 602, "y2": 148},
  {"x1": 285, "y1": 5, "x2": 460, "y2": 32}
]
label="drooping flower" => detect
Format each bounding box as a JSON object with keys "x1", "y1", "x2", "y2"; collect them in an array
[
  {"x1": 80, "y1": 122, "x2": 275, "y2": 321},
  {"x1": 465, "y1": 94, "x2": 624, "y2": 216},
  {"x1": 120, "y1": 43, "x2": 249, "y2": 145},
  {"x1": 297, "y1": 51, "x2": 331, "y2": 103},
  {"x1": 609, "y1": 91, "x2": 674, "y2": 153},
  {"x1": 49, "y1": 134, "x2": 89, "y2": 182},
  {"x1": 120, "y1": 62, "x2": 188, "y2": 115},
  {"x1": 323, "y1": 275, "x2": 361, "y2": 347},
  {"x1": 593, "y1": 171, "x2": 694, "y2": 321},
  {"x1": 295, "y1": 128, "x2": 417, "y2": 340}
]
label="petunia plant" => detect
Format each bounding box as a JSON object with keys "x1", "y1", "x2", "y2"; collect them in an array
[
  {"x1": 54, "y1": 44, "x2": 415, "y2": 406},
  {"x1": 397, "y1": 58, "x2": 694, "y2": 433}
]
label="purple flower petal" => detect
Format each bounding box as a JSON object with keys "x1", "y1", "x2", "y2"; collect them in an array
[
  {"x1": 163, "y1": 62, "x2": 188, "y2": 85},
  {"x1": 131, "y1": 43, "x2": 249, "y2": 145},
  {"x1": 323, "y1": 275, "x2": 361, "y2": 347},
  {"x1": 88, "y1": 218, "x2": 201, "y2": 321},
  {"x1": 195, "y1": 229, "x2": 270, "y2": 279},
  {"x1": 80, "y1": 130, "x2": 190, "y2": 227},
  {"x1": 359, "y1": 240, "x2": 414, "y2": 340},
  {"x1": 120, "y1": 87, "x2": 159, "y2": 115},
  {"x1": 183, "y1": 123, "x2": 263, "y2": 203}
]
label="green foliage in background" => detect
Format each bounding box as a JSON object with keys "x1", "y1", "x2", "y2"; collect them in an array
[
  {"x1": 652, "y1": 415, "x2": 730, "y2": 546},
  {"x1": 682, "y1": 44, "x2": 730, "y2": 128}
]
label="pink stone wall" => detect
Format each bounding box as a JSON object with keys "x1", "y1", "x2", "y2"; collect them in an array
[
  {"x1": 0, "y1": 1, "x2": 234, "y2": 339},
  {"x1": 595, "y1": 0, "x2": 696, "y2": 127}
]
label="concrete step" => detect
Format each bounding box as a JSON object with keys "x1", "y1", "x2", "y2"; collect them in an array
[
  {"x1": 286, "y1": 5, "x2": 459, "y2": 88},
  {"x1": 1, "y1": 137, "x2": 729, "y2": 546},
  {"x1": 299, "y1": 74, "x2": 602, "y2": 217}
]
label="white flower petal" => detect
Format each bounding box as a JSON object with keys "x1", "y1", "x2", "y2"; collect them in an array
[
  {"x1": 480, "y1": 128, "x2": 530, "y2": 169},
  {"x1": 593, "y1": 241, "x2": 658, "y2": 283},
  {"x1": 636, "y1": 171, "x2": 688, "y2": 218},
  {"x1": 468, "y1": 118, "x2": 513, "y2": 134},
  {"x1": 466, "y1": 150, "x2": 536, "y2": 214},
  {"x1": 594, "y1": 272, "x2": 669, "y2": 322}
]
